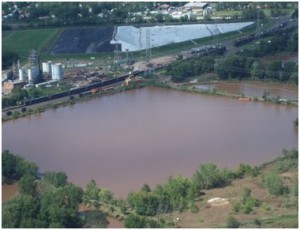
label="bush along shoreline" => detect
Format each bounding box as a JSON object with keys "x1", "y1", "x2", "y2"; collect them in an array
[
  {"x1": 2, "y1": 148, "x2": 298, "y2": 228},
  {"x1": 2, "y1": 77, "x2": 297, "y2": 123}
]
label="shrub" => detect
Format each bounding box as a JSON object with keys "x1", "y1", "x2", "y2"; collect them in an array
[
  {"x1": 188, "y1": 200, "x2": 199, "y2": 213},
  {"x1": 226, "y1": 216, "x2": 240, "y2": 228},
  {"x1": 254, "y1": 219, "x2": 261, "y2": 227},
  {"x1": 274, "y1": 149, "x2": 298, "y2": 173},
  {"x1": 44, "y1": 171, "x2": 68, "y2": 188},
  {"x1": 242, "y1": 197, "x2": 259, "y2": 214},
  {"x1": 236, "y1": 164, "x2": 259, "y2": 178},
  {"x1": 232, "y1": 202, "x2": 241, "y2": 213},
  {"x1": 233, "y1": 187, "x2": 260, "y2": 214},
  {"x1": 263, "y1": 172, "x2": 285, "y2": 196},
  {"x1": 124, "y1": 214, "x2": 146, "y2": 228},
  {"x1": 193, "y1": 163, "x2": 228, "y2": 190}
]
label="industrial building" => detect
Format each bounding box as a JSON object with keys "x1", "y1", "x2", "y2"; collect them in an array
[
  {"x1": 182, "y1": 2, "x2": 210, "y2": 14},
  {"x1": 2, "y1": 49, "x2": 66, "y2": 94},
  {"x1": 9, "y1": 49, "x2": 42, "y2": 85}
]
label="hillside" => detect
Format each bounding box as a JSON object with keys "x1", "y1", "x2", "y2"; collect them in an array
[
  {"x1": 169, "y1": 149, "x2": 298, "y2": 228},
  {"x1": 2, "y1": 149, "x2": 297, "y2": 228}
]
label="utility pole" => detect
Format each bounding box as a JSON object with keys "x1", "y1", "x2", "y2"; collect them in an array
[
  {"x1": 145, "y1": 28, "x2": 152, "y2": 62},
  {"x1": 256, "y1": 3, "x2": 260, "y2": 40},
  {"x1": 113, "y1": 44, "x2": 120, "y2": 72}
]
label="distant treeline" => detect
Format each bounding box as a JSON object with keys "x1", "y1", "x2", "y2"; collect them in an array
[{"x1": 2, "y1": 2, "x2": 298, "y2": 28}]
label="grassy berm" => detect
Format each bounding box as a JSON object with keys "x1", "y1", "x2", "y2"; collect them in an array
[{"x1": 165, "y1": 149, "x2": 298, "y2": 228}]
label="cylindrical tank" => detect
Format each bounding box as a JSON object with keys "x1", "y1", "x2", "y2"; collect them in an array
[
  {"x1": 42, "y1": 61, "x2": 52, "y2": 73},
  {"x1": 27, "y1": 66, "x2": 39, "y2": 84},
  {"x1": 51, "y1": 63, "x2": 63, "y2": 80},
  {"x1": 19, "y1": 68, "x2": 25, "y2": 81},
  {"x1": 27, "y1": 68, "x2": 32, "y2": 84}
]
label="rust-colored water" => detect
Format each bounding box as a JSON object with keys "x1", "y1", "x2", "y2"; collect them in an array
[{"x1": 2, "y1": 87, "x2": 298, "y2": 197}]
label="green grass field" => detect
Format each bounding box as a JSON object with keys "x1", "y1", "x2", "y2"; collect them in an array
[
  {"x1": 2, "y1": 28, "x2": 60, "y2": 61},
  {"x1": 214, "y1": 10, "x2": 242, "y2": 18}
]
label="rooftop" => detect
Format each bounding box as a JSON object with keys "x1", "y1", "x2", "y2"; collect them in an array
[{"x1": 183, "y1": 2, "x2": 209, "y2": 9}]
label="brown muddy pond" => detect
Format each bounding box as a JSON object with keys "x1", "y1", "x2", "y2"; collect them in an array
[
  {"x1": 194, "y1": 82, "x2": 298, "y2": 100},
  {"x1": 2, "y1": 87, "x2": 298, "y2": 197}
]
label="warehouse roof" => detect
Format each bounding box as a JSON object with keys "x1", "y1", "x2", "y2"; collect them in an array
[{"x1": 183, "y1": 2, "x2": 209, "y2": 9}]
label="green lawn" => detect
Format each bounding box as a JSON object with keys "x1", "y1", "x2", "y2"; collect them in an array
[
  {"x1": 2, "y1": 28, "x2": 60, "y2": 61},
  {"x1": 214, "y1": 10, "x2": 242, "y2": 17}
]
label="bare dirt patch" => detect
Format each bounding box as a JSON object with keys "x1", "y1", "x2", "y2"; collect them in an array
[
  {"x1": 133, "y1": 55, "x2": 176, "y2": 70},
  {"x1": 2, "y1": 182, "x2": 19, "y2": 202}
]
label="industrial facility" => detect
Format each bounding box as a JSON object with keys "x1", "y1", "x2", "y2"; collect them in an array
[{"x1": 3, "y1": 50, "x2": 65, "y2": 93}]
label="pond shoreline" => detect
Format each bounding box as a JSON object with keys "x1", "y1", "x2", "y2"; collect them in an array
[{"x1": 2, "y1": 79, "x2": 298, "y2": 123}]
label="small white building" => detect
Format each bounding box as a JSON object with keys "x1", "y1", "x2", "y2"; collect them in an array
[
  {"x1": 183, "y1": 2, "x2": 209, "y2": 11},
  {"x1": 182, "y1": 2, "x2": 211, "y2": 16}
]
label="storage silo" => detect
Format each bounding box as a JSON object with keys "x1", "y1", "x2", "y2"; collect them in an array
[
  {"x1": 42, "y1": 61, "x2": 52, "y2": 74},
  {"x1": 19, "y1": 68, "x2": 25, "y2": 81},
  {"x1": 28, "y1": 68, "x2": 33, "y2": 84},
  {"x1": 51, "y1": 63, "x2": 63, "y2": 80},
  {"x1": 27, "y1": 66, "x2": 39, "y2": 84}
]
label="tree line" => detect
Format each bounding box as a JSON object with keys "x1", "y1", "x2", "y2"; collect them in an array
[
  {"x1": 3, "y1": 2, "x2": 297, "y2": 28},
  {"x1": 2, "y1": 149, "x2": 297, "y2": 228},
  {"x1": 167, "y1": 28, "x2": 298, "y2": 84},
  {"x1": 2, "y1": 2, "x2": 191, "y2": 28}
]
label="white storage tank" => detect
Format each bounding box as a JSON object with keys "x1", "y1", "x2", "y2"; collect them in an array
[
  {"x1": 19, "y1": 68, "x2": 25, "y2": 81},
  {"x1": 27, "y1": 66, "x2": 39, "y2": 84},
  {"x1": 42, "y1": 61, "x2": 52, "y2": 74},
  {"x1": 51, "y1": 63, "x2": 63, "y2": 80}
]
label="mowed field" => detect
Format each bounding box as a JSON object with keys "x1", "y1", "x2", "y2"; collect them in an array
[
  {"x1": 2, "y1": 28, "x2": 60, "y2": 60},
  {"x1": 2, "y1": 27, "x2": 120, "y2": 64}
]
